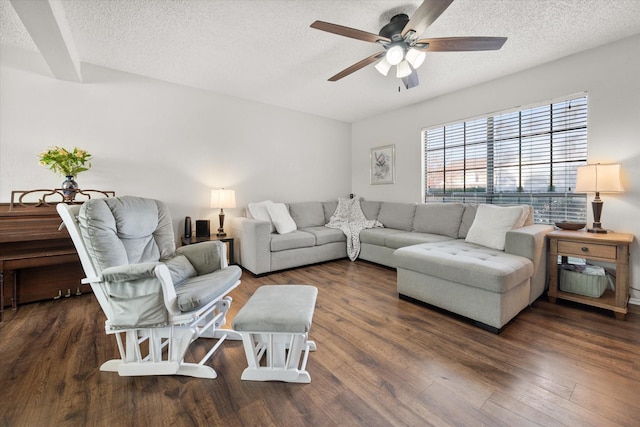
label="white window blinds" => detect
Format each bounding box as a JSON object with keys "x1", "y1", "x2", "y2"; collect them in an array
[{"x1": 423, "y1": 95, "x2": 588, "y2": 224}]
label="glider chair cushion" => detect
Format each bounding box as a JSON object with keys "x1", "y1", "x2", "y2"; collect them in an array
[
  {"x1": 79, "y1": 196, "x2": 175, "y2": 270},
  {"x1": 78, "y1": 196, "x2": 241, "y2": 320},
  {"x1": 59, "y1": 195, "x2": 242, "y2": 379}
]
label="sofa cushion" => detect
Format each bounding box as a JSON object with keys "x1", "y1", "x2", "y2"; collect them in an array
[
  {"x1": 384, "y1": 231, "x2": 453, "y2": 249},
  {"x1": 247, "y1": 200, "x2": 276, "y2": 233},
  {"x1": 394, "y1": 240, "x2": 534, "y2": 293},
  {"x1": 267, "y1": 203, "x2": 297, "y2": 234},
  {"x1": 322, "y1": 201, "x2": 338, "y2": 224},
  {"x1": 270, "y1": 230, "x2": 315, "y2": 252},
  {"x1": 457, "y1": 204, "x2": 478, "y2": 238},
  {"x1": 465, "y1": 204, "x2": 526, "y2": 250},
  {"x1": 360, "y1": 201, "x2": 382, "y2": 221},
  {"x1": 522, "y1": 205, "x2": 534, "y2": 226},
  {"x1": 413, "y1": 203, "x2": 465, "y2": 238},
  {"x1": 289, "y1": 202, "x2": 326, "y2": 228},
  {"x1": 359, "y1": 228, "x2": 404, "y2": 246},
  {"x1": 377, "y1": 202, "x2": 416, "y2": 231},
  {"x1": 300, "y1": 226, "x2": 346, "y2": 246}
]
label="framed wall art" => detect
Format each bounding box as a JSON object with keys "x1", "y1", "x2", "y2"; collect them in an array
[{"x1": 370, "y1": 144, "x2": 395, "y2": 185}]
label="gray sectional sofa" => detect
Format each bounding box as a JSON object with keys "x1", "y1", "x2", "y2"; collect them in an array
[{"x1": 230, "y1": 200, "x2": 553, "y2": 332}]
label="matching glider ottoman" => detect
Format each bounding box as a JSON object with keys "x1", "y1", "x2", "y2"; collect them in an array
[{"x1": 232, "y1": 285, "x2": 317, "y2": 383}]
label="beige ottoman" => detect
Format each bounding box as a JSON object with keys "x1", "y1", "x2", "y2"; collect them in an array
[{"x1": 232, "y1": 285, "x2": 317, "y2": 383}]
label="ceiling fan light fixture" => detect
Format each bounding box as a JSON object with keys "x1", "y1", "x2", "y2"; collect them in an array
[
  {"x1": 375, "y1": 57, "x2": 392, "y2": 76},
  {"x1": 396, "y1": 60, "x2": 412, "y2": 78},
  {"x1": 406, "y1": 48, "x2": 426, "y2": 69},
  {"x1": 385, "y1": 45, "x2": 404, "y2": 65}
]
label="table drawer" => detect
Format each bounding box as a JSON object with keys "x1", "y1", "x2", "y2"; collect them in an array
[{"x1": 557, "y1": 240, "x2": 616, "y2": 260}]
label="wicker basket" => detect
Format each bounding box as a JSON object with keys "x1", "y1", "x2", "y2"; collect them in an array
[{"x1": 559, "y1": 268, "x2": 608, "y2": 298}]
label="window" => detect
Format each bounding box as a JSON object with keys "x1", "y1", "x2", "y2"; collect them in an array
[{"x1": 423, "y1": 95, "x2": 588, "y2": 224}]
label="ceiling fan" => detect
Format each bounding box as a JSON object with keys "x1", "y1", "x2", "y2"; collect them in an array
[{"x1": 310, "y1": 0, "x2": 507, "y2": 89}]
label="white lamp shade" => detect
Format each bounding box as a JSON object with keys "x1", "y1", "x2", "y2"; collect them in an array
[
  {"x1": 375, "y1": 57, "x2": 392, "y2": 76},
  {"x1": 211, "y1": 189, "x2": 236, "y2": 209},
  {"x1": 385, "y1": 45, "x2": 404, "y2": 65},
  {"x1": 396, "y1": 60, "x2": 412, "y2": 78},
  {"x1": 575, "y1": 164, "x2": 624, "y2": 193},
  {"x1": 406, "y1": 48, "x2": 426, "y2": 69}
]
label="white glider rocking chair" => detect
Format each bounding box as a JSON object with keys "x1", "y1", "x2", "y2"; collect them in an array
[{"x1": 57, "y1": 195, "x2": 242, "y2": 379}]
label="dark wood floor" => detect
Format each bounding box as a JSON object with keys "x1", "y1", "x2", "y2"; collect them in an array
[{"x1": 1, "y1": 259, "x2": 639, "y2": 426}]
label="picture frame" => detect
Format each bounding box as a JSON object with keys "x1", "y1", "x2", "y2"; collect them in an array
[{"x1": 370, "y1": 144, "x2": 395, "y2": 185}]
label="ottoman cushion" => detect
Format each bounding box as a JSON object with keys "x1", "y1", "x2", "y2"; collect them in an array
[{"x1": 232, "y1": 285, "x2": 317, "y2": 333}]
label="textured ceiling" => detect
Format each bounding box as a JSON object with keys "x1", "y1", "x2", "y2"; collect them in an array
[{"x1": 2, "y1": 0, "x2": 640, "y2": 123}]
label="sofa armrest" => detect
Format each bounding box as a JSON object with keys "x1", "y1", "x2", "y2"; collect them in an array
[
  {"x1": 505, "y1": 224, "x2": 554, "y2": 303},
  {"x1": 505, "y1": 224, "x2": 553, "y2": 261},
  {"x1": 229, "y1": 217, "x2": 271, "y2": 275}
]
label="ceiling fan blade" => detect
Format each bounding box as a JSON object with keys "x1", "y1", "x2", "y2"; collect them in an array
[
  {"x1": 402, "y1": 70, "x2": 420, "y2": 89},
  {"x1": 414, "y1": 36, "x2": 508, "y2": 52},
  {"x1": 328, "y1": 52, "x2": 385, "y2": 81},
  {"x1": 311, "y1": 21, "x2": 390, "y2": 44},
  {"x1": 402, "y1": 0, "x2": 454, "y2": 38}
]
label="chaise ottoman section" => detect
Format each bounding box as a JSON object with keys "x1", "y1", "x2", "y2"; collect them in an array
[
  {"x1": 394, "y1": 240, "x2": 533, "y2": 293},
  {"x1": 394, "y1": 240, "x2": 535, "y2": 332}
]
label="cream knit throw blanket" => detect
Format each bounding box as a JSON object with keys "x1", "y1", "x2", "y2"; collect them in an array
[{"x1": 325, "y1": 198, "x2": 383, "y2": 261}]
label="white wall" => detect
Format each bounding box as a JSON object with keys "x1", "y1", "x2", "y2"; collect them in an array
[
  {"x1": 0, "y1": 46, "x2": 352, "y2": 235},
  {"x1": 352, "y1": 34, "x2": 640, "y2": 301}
]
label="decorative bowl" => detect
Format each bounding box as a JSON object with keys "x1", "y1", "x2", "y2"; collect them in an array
[{"x1": 555, "y1": 221, "x2": 586, "y2": 230}]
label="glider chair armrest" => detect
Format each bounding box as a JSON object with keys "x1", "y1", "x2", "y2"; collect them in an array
[
  {"x1": 101, "y1": 262, "x2": 161, "y2": 282},
  {"x1": 176, "y1": 240, "x2": 228, "y2": 271},
  {"x1": 99, "y1": 263, "x2": 180, "y2": 329}
]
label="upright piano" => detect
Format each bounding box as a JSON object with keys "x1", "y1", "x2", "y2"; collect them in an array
[{"x1": 0, "y1": 190, "x2": 113, "y2": 321}]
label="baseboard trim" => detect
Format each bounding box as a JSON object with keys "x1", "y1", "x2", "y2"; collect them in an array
[{"x1": 629, "y1": 297, "x2": 640, "y2": 306}]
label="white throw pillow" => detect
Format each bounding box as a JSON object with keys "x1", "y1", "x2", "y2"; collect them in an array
[
  {"x1": 515, "y1": 205, "x2": 532, "y2": 228},
  {"x1": 267, "y1": 203, "x2": 297, "y2": 234},
  {"x1": 247, "y1": 200, "x2": 275, "y2": 233},
  {"x1": 465, "y1": 204, "x2": 526, "y2": 250}
]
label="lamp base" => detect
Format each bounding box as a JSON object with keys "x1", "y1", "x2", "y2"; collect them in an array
[
  {"x1": 588, "y1": 197, "x2": 608, "y2": 233},
  {"x1": 587, "y1": 226, "x2": 608, "y2": 234},
  {"x1": 217, "y1": 211, "x2": 226, "y2": 237}
]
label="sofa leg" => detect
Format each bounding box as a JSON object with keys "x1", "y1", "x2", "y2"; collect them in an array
[{"x1": 473, "y1": 321, "x2": 501, "y2": 334}]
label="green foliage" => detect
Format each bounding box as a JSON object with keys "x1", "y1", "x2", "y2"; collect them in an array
[{"x1": 38, "y1": 146, "x2": 92, "y2": 177}]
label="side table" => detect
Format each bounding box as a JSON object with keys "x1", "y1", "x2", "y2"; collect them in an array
[
  {"x1": 547, "y1": 230, "x2": 634, "y2": 319},
  {"x1": 181, "y1": 235, "x2": 235, "y2": 265}
]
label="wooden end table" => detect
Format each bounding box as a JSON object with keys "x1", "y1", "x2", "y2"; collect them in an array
[
  {"x1": 181, "y1": 235, "x2": 235, "y2": 265},
  {"x1": 547, "y1": 230, "x2": 634, "y2": 320}
]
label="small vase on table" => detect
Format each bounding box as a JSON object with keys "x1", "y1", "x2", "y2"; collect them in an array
[{"x1": 62, "y1": 175, "x2": 78, "y2": 202}]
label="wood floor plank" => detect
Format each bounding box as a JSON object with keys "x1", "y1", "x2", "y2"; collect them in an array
[
  {"x1": 1, "y1": 259, "x2": 639, "y2": 426},
  {"x1": 484, "y1": 391, "x2": 566, "y2": 427},
  {"x1": 570, "y1": 383, "x2": 640, "y2": 427}
]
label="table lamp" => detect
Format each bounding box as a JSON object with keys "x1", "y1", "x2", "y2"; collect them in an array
[
  {"x1": 574, "y1": 163, "x2": 623, "y2": 233},
  {"x1": 211, "y1": 188, "x2": 236, "y2": 237}
]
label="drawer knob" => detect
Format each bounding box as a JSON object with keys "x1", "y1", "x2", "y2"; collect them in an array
[{"x1": 581, "y1": 247, "x2": 589, "y2": 252}]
